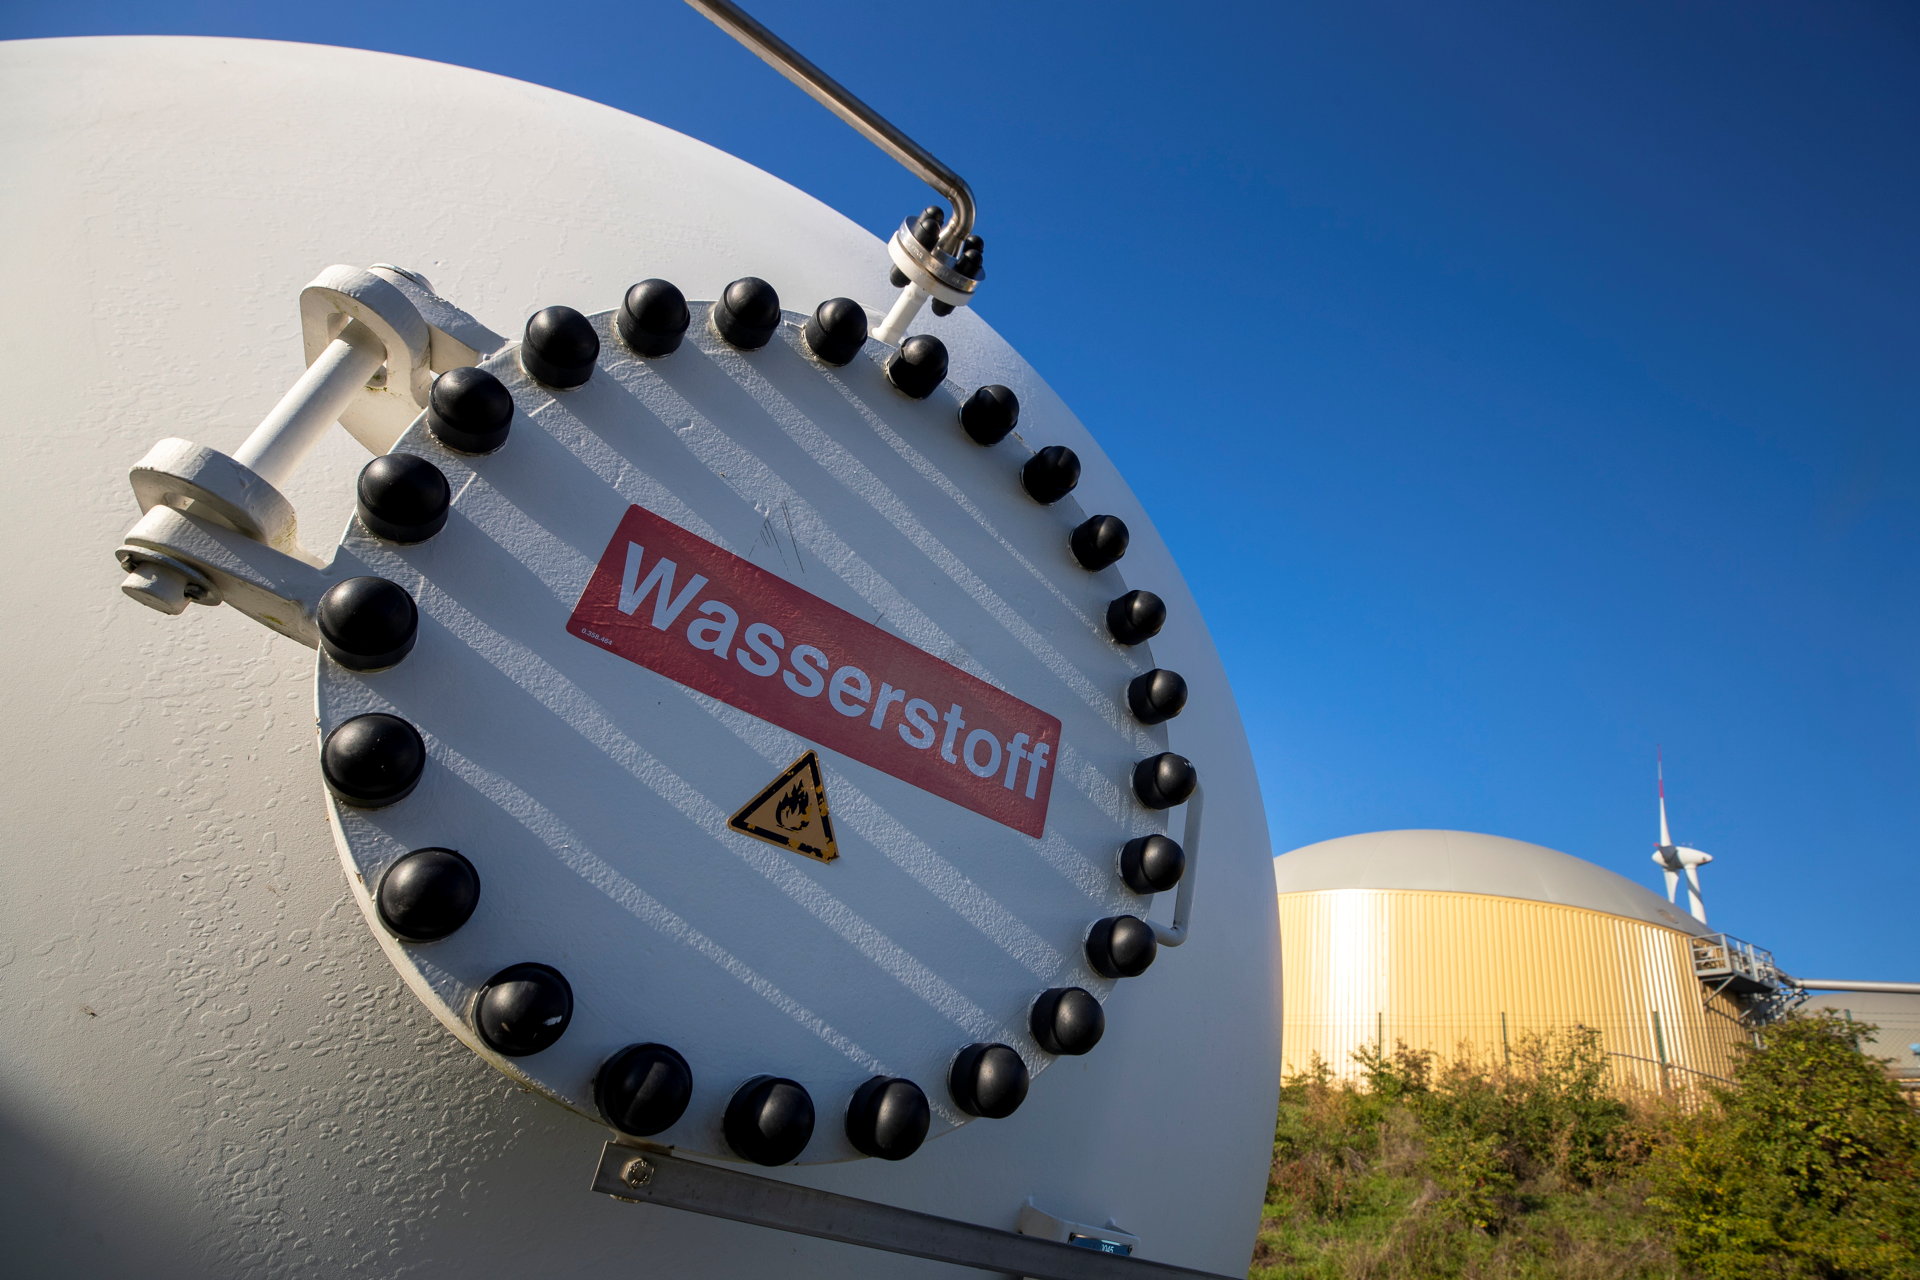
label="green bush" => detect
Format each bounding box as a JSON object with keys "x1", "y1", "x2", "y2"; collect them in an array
[
  {"x1": 1255, "y1": 1018, "x2": 1919, "y2": 1279},
  {"x1": 1646, "y1": 1013, "x2": 1920, "y2": 1280},
  {"x1": 1255, "y1": 1033, "x2": 1674, "y2": 1279}
]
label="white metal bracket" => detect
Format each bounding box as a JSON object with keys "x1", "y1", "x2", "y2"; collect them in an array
[{"x1": 114, "y1": 263, "x2": 502, "y2": 627}]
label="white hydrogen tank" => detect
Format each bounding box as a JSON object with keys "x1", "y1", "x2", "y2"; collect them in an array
[{"x1": 0, "y1": 29, "x2": 1278, "y2": 1279}]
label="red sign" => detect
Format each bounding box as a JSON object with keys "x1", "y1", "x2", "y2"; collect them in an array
[{"x1": 568, "y1": 505, "x2": 1061, "y2": 837}]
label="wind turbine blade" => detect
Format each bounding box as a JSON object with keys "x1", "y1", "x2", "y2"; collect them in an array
[
  {"x1": 1657, "y1": 749, "x2": 1672, "y2": 848},
  {"x1": 1662, "y1": 867, "x2": 1679, "y2": 904}
]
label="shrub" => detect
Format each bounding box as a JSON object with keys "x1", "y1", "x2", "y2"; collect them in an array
[{"x1": 1646, "y1": 1012, "x2": 1920, "y2": 1279}]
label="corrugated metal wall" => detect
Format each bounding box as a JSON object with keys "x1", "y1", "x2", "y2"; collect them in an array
[{"x1": 1278, "y1": 888, "x2": 1751, "y2": 1094}]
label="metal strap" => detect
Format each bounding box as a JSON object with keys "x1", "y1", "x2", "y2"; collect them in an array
[{"x1": 589, "y1": 1143, "x2": 1238, "y2": 1280}]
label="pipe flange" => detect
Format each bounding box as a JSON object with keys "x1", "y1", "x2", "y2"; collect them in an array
[
  {"x1": 887, "y1": 220, "x2": 980, "y2": 309},
  {"x1": 129, "y1": 437, "x2": 299, "y2": 548}
]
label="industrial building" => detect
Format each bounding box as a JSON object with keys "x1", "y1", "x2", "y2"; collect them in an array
[
  {"x1": 1272, "y1": 829, "x2": 1793, "y2": 1093},
  {"x1": 1802, "y1": 990, "x2": 1920, "y2": 1093}
]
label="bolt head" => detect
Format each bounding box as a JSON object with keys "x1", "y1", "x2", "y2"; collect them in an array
[
  {"x1": 948, "y1": 1042, "x2": 1028, "y2": 1119},
  {"x1": 912, "y1": 206, "x2": 945, "y2": 247},
  {"x1": 1120, "y1": 833, "x2": 1186, "y2": 894},
  {"x1": 521, "y1": 305, "x2": 599, "y2": 389},
  {"x1": 1030, "y1": 987, "x2": 1105, "y2": 1056},
  {"x1": 376, "y1": 847, "x2": 480, "y2": 943},
  {"x1": 321, "y1": 713, "x2": 426, "y2": 808},
  {"x1": 803, "y1": 297, "x2": 869, "y2": 367},
  {"x1": 845, "y1": 1076, "x2": 930, "y2": 1161},
  {"x1": 960, "y1": 385, "x2": 1020, "y2": 445},
  {"x1": 886, "y1": 333, "x2": 949, "y2": 399},
  {"x1": 1106, "y1": 589, "x2": 1166, "y2": 645},
  {"x1": 618, "y1": 279, "x2": 690, "y2": 358},
  {"x1": 427, "y1": 367, "x2": 513, "y2": 454},
  {"x1": 1133, "y1": 752, "x2": 1197, "y2": 810},
  {"x1": 1127, "y1": 668, "x2": 1188, "y2": 724},
  {"x1": 596, "y1": 1043, "x2": 694, "y2": 1137},
  {"x1": 1021, "y1": 445, "x2": 1081, "y2": 504},
  {"x1": 1071, "y1": 514, "x2": 1130, "y2": 571},
  {"x1": 713, "y1": 277, "x2": 782, "y2": 350},
  {"x1": 317, "y1": 576, "x2": 418, "y2": 672},
  {"x1": 1086, "y1": 914, "x2": 1158, "y2": 978},
  {"x1": 473, "y1": 962, "x2": 573, "y2": 1057},
  {"x1": 356, "y1": 453, "x2": 450, "y2": 543},
  {"x1": 724, "y1": 1075, "x2": 814, "y2": 1166}
]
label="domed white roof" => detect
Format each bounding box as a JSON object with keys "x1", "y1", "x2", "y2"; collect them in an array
[{"x1": 1273, "y1": 829, "x2": 1706, "y2": 935}]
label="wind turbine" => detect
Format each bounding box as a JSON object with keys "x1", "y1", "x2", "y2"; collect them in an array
[{"x1": 1651, "y1": 752, "x2": 1712, "y2": 924}]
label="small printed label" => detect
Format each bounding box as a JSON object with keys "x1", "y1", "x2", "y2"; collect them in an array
[
  {"x1": 567, "y1": 505, "x2": 1061, "y2": 837},
  {"x1": 731, "y1": 751, "x2": 838, "y2": 863}
]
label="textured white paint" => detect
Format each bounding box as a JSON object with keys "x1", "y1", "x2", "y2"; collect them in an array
[{"x1": 0, "y1": 35, "x2": 1279, "y2": 1277}]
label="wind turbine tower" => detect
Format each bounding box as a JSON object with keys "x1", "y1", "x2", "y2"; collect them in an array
[{"x1": 1652, "y1": 754, "x2": 1713, "y2": 924}]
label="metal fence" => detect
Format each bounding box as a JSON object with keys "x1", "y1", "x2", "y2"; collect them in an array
[{"x1": 1282, "y1": 1011, "x2": 1746, "y2": 1096}]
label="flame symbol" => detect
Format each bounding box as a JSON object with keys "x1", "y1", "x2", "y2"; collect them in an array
[{"x1": 774, "y1": 781, "x2": 811, "y2": 832}]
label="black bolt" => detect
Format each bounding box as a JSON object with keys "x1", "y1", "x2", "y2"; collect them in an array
[
  {"x1": 712, "y1": 276, "x2": 782, "y2": 350},
  {"x1": 804, "y1": 297, "x2": 869, "y2": 367},
  {"x1": 473, "y1": 962, "x2": 572, "y2": 1057},
  {"x1": 1127, "y1": 668, "x2": 1188, "y2": 725},
  {"x1": 321, "y1": 713, "x2": 426, "y2": 808},
  {"x1": 1086, "y1": 914, "x2": 1159, "y2": 979},
  {"x1": 1106, "y1": 589, "x2": 1166, "y2": 645},
  {"x1": 886, "y1": 333, "x2": 948, "y2": 399},
  {"x1": 426, "y1": 366, "x2": 514, "y2": 454},
  {"x1": 595, "y1": 1042, "x2": 694, "y2": 1137},
  {"x1": 1021, "y1": 445, "x2": 1081, "y2": 504},
  {"x1": 1119, "y1": 833, "x2": 1186, "y2": 895},
  {"x1": 724, "y1": 1075, "x2": 814, "y2": 1166},
  {"x1": 1070, "y1": 514, "x2": 1129, "y2": 571},
  {"x1": 1133, "y1": 752, "x2": 1197, "y2": 810},
  {"x1": 317, "y1": 576, "x2": 418, "y2": 672},
  {"x1": 617, "y1": 278, "x2": 690, "y2": 358},
  {"x1": 1030, "y1": 987, "x2": 1105, "y2": 1056},
  {"x1": 845, "y1": 1076, "x2": 930, "y2": 1161},
  {"x1": 948, "y1": 1042, "x2": 1029, "y2": 1119},
  {"x1": 521, "y1": 305, "x2": 599, "y2": 389},
  {"x1": 375, "y1": 847, "x2": 479, "y2": 943},
  {"x1": 895, "y1": 209, "x2": 946, "y2": 289},
  {"x1": 931, "y1": 235, "x2": 984, "y2": 317},
  {"x1": 960, "y1": 385, "x2": 1020, "y2": 445},
  {"x1": 913, "y1": 206, "x2": 945, "y2": 246},
  {"x1": 356, "y1": 453, "x2": 449, "y2": 543}
]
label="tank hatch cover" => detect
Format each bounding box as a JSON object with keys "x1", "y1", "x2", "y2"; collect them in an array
[{"x1": 316, "y1": 293, "x2": 1194, "y2": 1165}]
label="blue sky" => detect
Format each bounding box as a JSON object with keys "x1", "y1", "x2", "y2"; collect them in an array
[{"x1": 10, "y1": 1, "x2": 1916, "y2": 981}]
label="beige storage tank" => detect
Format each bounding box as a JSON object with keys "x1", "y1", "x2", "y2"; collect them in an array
[
  {"x1": 1274, "y1": 830, "x2": 1754, "y2": 1093},
  {"x1": 1801, "y1": 991, "x2": 1920, "y2": 1093}
]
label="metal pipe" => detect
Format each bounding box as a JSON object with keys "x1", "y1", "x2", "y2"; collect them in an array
[
  {"x1": 1793, "y1": 979, "x2": 1920, "y2": 995},
  {"x1": 1149, "y1": 784, "x2": 1203, "y2": 948},
  {"x1": 232, "y1": 319, "x2": 385, "y2": 489},
  {"x1": 683, "y1": 0, "x2": 977, "y2": 254},
  {"x1": 872, "y1": 284, "x2": 932, "y2": 348}
]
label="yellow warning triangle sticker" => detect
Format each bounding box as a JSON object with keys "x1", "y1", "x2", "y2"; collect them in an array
[{"x1": 729, "y1": 750, "x2": 838, "y2": 863}]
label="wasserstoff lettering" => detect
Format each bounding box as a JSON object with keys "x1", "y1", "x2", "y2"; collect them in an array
[{"x1": 568, "y1": 505, "x2": 1060, "y2": 836}]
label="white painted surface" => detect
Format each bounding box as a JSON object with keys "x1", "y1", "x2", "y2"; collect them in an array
[
  {"x1": 322, "y1": 304, "x2": 1178, "y2": 1159},
  {"x1": 0, "y1": 35, "x2": 1278, "y2": 1276}
]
